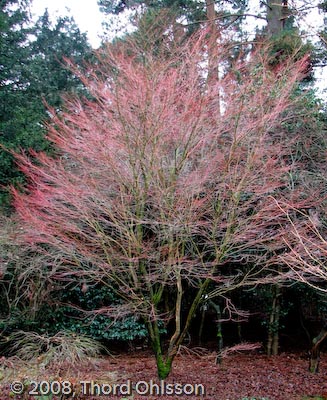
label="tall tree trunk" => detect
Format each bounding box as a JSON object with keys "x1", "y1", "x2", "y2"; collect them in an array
[
  {"x1": 206, "y1": 0, "x2": 218, "y2": 86},
  {"x1": 198, "y1": 303, "x2": 206, "y2": 346},
  {"x1": 206, "y1": 0, "x2": 220, "y2": 116},
  {"x1": 267, "y1": 285, "x2": 281, "y2": 357},
  {"x1": 309, "y1": 323, "x2": 327, "y2": 373},
  {"x1": 173, "y1": 22, "x2": 185, "y2": 44},
  {"x1": 209, "y1": 301, "x2": 223, "y2": 364},
  {"x1": 266, "y1": 0, "x2": 289, "y2": 37}
]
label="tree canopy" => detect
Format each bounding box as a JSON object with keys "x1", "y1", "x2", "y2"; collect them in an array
[
  {"x1": 13, "y1": 26, "x2": 319, "y2": 378},
  {"x1": 1, "y1": 0, "x2": 327, "y2": 387},
  {"x1": 0, "y1": 2, "x2": 91, "y2": 210}
]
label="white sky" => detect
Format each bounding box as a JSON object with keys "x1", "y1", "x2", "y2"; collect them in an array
[
  {"x1": 29, "y1": 0, "x2": 327, "y2": 97},
  {"x1": 30, "y1": 1, "x2": 325, "y2": 47},
  {"x1": 30, "y1": 0, "x2": 105, "y2": 47}
]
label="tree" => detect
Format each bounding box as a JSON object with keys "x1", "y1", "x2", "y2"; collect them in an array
[
  {"x1": 0, "y1": 5, "x2": 91, "y2": 211},
  {"x1": 0, "y1": 0, "x2": 32, "y2": 206},
  {"x1": 30, "y1": 11, "x2": 91, "y2": 103},
  {"x1": 13, "y1": 28, "x2": 313, "y2": 379},
  {"x1": 273, "y1": 205, "x2": 327, "y2": 371},
  {"x1": 266, "y1": 0, "x2": 290, "y2": 36},
  {"x1": 275, "y1": 207, "x2": 327, "y2": 291},
  {"x1": 98, "y1": 0, "x2": 250, "y2": 41}
]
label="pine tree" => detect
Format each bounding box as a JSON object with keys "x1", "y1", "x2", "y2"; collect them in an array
[{"x1": 0, "y1": 4, "x2": 92, "y2": 211}]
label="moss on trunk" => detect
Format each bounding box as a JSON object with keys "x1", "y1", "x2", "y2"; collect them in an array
[{"x1": 155, "y1": 353, "x2": 173, "y2": 380}]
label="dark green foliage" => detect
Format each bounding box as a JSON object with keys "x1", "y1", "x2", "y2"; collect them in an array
[
  {"x1": 259, "y1": 286, "x2": 288, "y2": 334},
  {"x1": 0, "y1": 216, "x2": 161, "y2": 345},
  {"x1": 30, "y1": 11, "x2": 91, "y2": 101},
  {"x1": 40, "y1": 285, "x2": 166, "y2": 342},
  {"x1": 267, "y1": 29, "x2": 313, "y2": 78},
  {"x1": 0, "y1": 0, "x2": 32, "y2": 207},
  {"x1": 0, "y1": 4, "x2": 91, "y2": 211},
  {"x1": 98, "y1": 0, "x2": 249, "y2": 37}
]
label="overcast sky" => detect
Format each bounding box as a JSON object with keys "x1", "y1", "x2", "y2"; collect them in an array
[
  {"x1": 30, "y1": 0, "x2": 105, "y2": 47},
  {"x1": 30, "y1": 1, "x2": 324, "y2": 48},
  {"x1": 29, "y1": 0, "x2": 327, "y2": 97}
]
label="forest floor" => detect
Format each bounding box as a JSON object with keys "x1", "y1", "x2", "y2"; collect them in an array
[{"x1": 0, "y1": 349, "x2": 327, "y2": 400}]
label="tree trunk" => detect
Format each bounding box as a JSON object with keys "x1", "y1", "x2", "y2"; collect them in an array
[
  {"x1": 237, "y1": 321, "x2": 243, "y2": 343},
  {"x1": 147, "y1": 319, "x2": 173, "y2": 379},
  {"x1": 215, "y1": 305, "x2": 223, "y2": 364},
  {"x1": 266, "y1": 0, "x2": 289, "y2": 37},
  {"x1": 205, "y1": 0, "x2": 220, "y2": 116},
  {"x1": 155, "y1": 353, "x2": 173, "y2": 380},
  {"x1": 172, "y1": 19, "x2": 185, "y2": 44},
  {"x1": 198, "y1": 303, "x2": 206, "y2": 346},
  {"x1": 267, "y1": 285, "x2": 281, "y2": 357},
  {"x1": 206, "y1": 0, "x2": 218, "y2": 86},
  {"x1": 208, "y1": 300, "x2": 223, "y2": 364},
  {"x1": 148, "y1": 276, "x2": 211, "y2": 379},
  {"x1": 309, "y1": 323, "x2": 327, "y2": 373}
]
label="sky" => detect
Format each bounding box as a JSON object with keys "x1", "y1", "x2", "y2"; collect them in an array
[
  {"x1": 30, "y1": 0, "x2": 106, "y2": 47},
  {"x1": 30, "y1": 0, "x2": 327, "y2": 96},
  {"x1": 30, "y1": 1, "x2": 325, "y2": 48},
  {"x1": 30, "y1": 0, "x2": 324, "y2": 43}
]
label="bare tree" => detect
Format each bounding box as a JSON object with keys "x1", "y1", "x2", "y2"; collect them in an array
[
  {"x1": 276, "y1": 204, "x2": 327, "y2": 290},
  {"x1": 273, "y1": 202, "x2": 327, "y2": 372},
  {"x1": 13, "y1": 29, "x2": 311, "y2": 378}
]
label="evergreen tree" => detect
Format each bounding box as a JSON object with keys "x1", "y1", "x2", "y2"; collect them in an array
[
  {"x1": 0, "y1": 4, "x2": 91, "y2": 211},
  {"x1": 98, "y1": 0, "x2": 249, "y2": 37},
  {"x1": 0, "y1": 0, "x2": 31, "y2": 205}
]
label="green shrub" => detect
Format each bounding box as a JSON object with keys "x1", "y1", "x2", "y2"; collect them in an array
[{"x1": 41, "y1": 284, "x2": 166, "y2": 342}]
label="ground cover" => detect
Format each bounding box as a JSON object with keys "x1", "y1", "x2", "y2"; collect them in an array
[{"x1": 0, "y1": 350, "x2": 326, "y2": 400}]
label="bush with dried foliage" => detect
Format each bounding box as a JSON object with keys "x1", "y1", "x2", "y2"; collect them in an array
[
  {"x1": 0, "y1": 216, "x2": 60, "y2": 334},
  {"x1": 13, "y1": 28, "x2": 314, "y2": 378},
  {"x1": 276, "y1": 205, "x2": 327, "y2": 292},
  {"x1": 3, "y1": 330, "x2": 104, "y2": 367}
]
